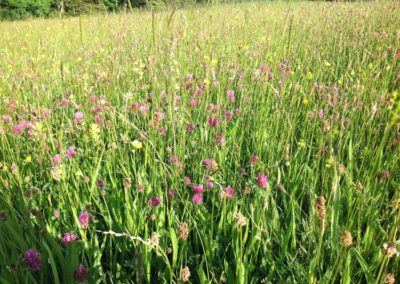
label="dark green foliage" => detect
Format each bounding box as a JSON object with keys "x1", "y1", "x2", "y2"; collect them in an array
[{"x1": 0, "y1": 0, "x2": 55, "y2": 20}]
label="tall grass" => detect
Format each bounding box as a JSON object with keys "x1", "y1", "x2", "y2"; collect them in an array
[{"x1": 0, "y1": 1, "x2": 399, "y2": 283}]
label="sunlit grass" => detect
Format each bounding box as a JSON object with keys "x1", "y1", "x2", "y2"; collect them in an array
[{"x1": 0, "y1": 1, "x2": 399, "y2": 283}]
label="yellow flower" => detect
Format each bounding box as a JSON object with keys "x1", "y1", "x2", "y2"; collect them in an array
[
  {"x1": 303, "y1": 98, "x2": 309, "y2": 105},
  {"x1": 132, "y1": 140, "x2": 143, "y2": 150},
  {"x1": 306, "y1": 71, "x2": 313, "y2": 80},
  {"x1": 297, "y1": 139, "x2": 306, "y2": 148},
  {"x1": 391, "y1": 91, "x2": 398, "y2": 100},
  {"x1": 324, "y1": 61, "x2": 332, "y2": 67},
  {"x1": 325, "y1": 156, "x2": 335, "y2": 168},
  {"x1": 25, "y1": 156, "x2": 32, "y2": 163},
  {"x1": 89, "y1": 123, "x2": 100, "y2": 141}
]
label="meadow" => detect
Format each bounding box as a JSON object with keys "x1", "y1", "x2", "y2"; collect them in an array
[{"x1": 0, "y1": 1, "x2": 400, "y2": 283}]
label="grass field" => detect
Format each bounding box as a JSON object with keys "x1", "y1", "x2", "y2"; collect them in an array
[{"x1": 0, "y1": 1, "x2": 400, "y2": 283}]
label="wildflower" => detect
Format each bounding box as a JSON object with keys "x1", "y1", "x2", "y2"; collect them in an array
[
  {"x1": 222, "y1": 186, "x2": 234, "y2": 199},
  {"x1": 123, "y1": 178, "x2": 131, "y2": 190},
  {"x1": 90, "y1": 95, "x2": 97, "y2": 103},
  {"x1": 181, "y1": 266, "x2": 191, "y2": 282},
  {"x1": 51, "y1": 166, "x2": 63, "y2": 181},
  {"x1": 207, "y1": 181, "x2": 214, "y2": 189},
  {"x1": 192, "y1": 194, "x2": 203, "y2": 204},
  {"x1": 61, "y1": 97, "x2": 69, "y2": 107},
  {"x1": 65, "y1": 146, "x2": 76, "y2": 159},
  {"x1": 25, "y1": 156, "x2": 32, "y2": 163},
  {"x1": 186, "y1": 124, "x2": 195, "y2": 133},
  {"x1": 150, "y1": 232, "x2": 159, "y2": 246},
  {"x1": 303, "y1": 98, "x2": 309, "y2": 106},
  {"x1": 149, "y1": 196, "x2": 161, "y2": 208},
  {"x1": 170, "y1": 156, "x2": 179, "y2": 164},
  {"x1": 51, "y1": 155, "x2": 63, "y2": 166},
  {"x1": 383, "y1": 242, "x2": 399, "y2": 258},
  {"x1": 179, "y1": 223, "x2": 189, "y2": 240},
  {"x1": 12, "y1": 124, "x2": 22, "y2": 135},
  {"x1": 2, "y1": 115, "x2": 12, "y2": 123},
  {"x1": 324, "y1": 61, "x2": 332, "y2": 67},
  {"x1": 250, "y1": 155, "x2": 258, "y2": 166},
  {"x1": 89, "y1": 123, "x2": 100, "y2": 141},
  {"x1": 74, "y1": 264, "x2": 89, "y2": 282},
  {"x1": 96, "y1": 180, "x2": 105, "y2": 188},
  {"x1": 384, "y1": 273, "x2": 395, "y2": 284},
  {"x1": 132, "y1": 140, "x2": 143, "y2": 150},
  {"x1": 257, "y1": 172, "x2": 268, "y2": 188},
  {"x1": 137, "y1": 184, "x2": 145, "y2": 192},
  {"x1": 227, "y1": 89, "x2": 235, "y2": 102},
  {"x1": 74, "y1": 112, "x2": 84, "y2": 123},
  {"x1": 184, "y1": 176, "x2": 191, "y2": 185},
  {"x1": 340, "y1": 231, "x2": 353, "y2": 247},
  {"x1": 216, "y1": 135, "x2": 225, "y2": 145},
  {"x1": 208, "y1": 117, "x2": 218, "y2": 128},
  {"x1": 60, "y1": 232, "x2": 77, "y2": 245},
  {"x1": 22, "y1": 249, "x2": 42, "y2": 271},
  {"x1": 190, "y1": 98, "x2": 197, "y2": 108},
  {"x1": 225, "y1": 111, "x2": 233, "y2": 121},
  {"x1": 168, "y1": 189, "x2": 175, "y2": 198},
  {"x1": 234, "y1": 212, "x2": 247, "y2": 227},
  {"x1": 78, "y1": 211, "x2": 92, "y2": 229},
  {"x1": 235, "y1": 108, "x2": 242, "y2": 116},
  {"x1": 192, "y1": 184, "x2": 204, "y2": 194},
  {"x1": 318, "y1": 109, "x2": 324, "y2": 118},
  {"x1": 53, "y1": 209, "x2": 60, "y2": 218},
  {"x1": 202, "y1": 159, "x2": 219, "y2": 171}
]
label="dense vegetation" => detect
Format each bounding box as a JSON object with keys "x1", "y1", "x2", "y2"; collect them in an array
[
  {"x1": 0, "y1": 1, "x2": 399, "y2": 283},
  {"x1": 1, "y1": 0, "x2": 231, "y2": 20}
]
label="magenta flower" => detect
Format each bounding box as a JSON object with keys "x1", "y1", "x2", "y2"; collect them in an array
[
  {"x1": 223, "y1": 186, "x2": 234, "y2": 199},
  {"x1": 20, "y1": 120, "x2": 29, "y2": 129},
  {"x1": 227, "y1": 89, "x2": 235, "y2": 103},
  {"x1": 216, "y1": 135, "x2": 225, "y2": 145},
  {"x1": 235, "y1": 108, "x2": 242, "y2": 116},
  {"x1": 208, "y1": 117, "x2": 218, "y2": 128},
  {"x1": 190, "y1": 98, "x2": 197, "y2": 108},
  {"x1": 2, "y1": 115, "x2": 12, "y2": 123},
  {"x1": 22, "y1": 249, "x2": 42, "y2": 271},
  {"x1": 61, "y1": 232, "x2": 77, "y2": 245},
  {"x1": 170, "y1": 156, "x2": 179, "y2": 164},
  {"x1": 96, "y1": 180, "x2": 105, "y2": 188},
  {"x1": 168, "y1": 189, "x2": 175, "y2": 198},
  {"x1": 257, "y1": 172, "x2": 268, "y2": 188},
  {"x1": 78, "y1": 211, "x2": 92, "y2": 229},
  {"x1": 51, "y1": 154, "x2": 63, "y2": 166},
  {"x1": 225, "y1": 111, "x2": 233, "y2": 121},
  {"x1": 192, "y1": 194, "x2": 203, "y2": 204},
  {"x1": 12, "y1": 124, "x2": 22, "y2": 136},
  {"x1": 149, "y1": 196, "x2": 161, "y2": 208},
  {"x1": 186, "y1": 124, "x2": 195, "y2": 133},
  {"x1": 90, "y1": 95, "x2": 97, "y2": 103},
  {"x1": 74, "y1": 264, "x2": 89, "y2": 282},
  {"x1": 61, "y1": 97, "x2": 69, "y2": 107},
  {"x1": 202, "y1": 159, "x2": 212, "y2": 167},
  {"x1": 207, "y1": 181, "x2": 214, "y2": 189},
  {"x1": 318, "y1": 109, "x2": 324, "y2": 118},
  {"x1": 250, "y1": 155, "x2": 258, "y2": 166},
  {"x1": 159, "y1": 127, "x2": 166, "y2": 136},
  {"x1": 74, "y1": 112, "x2": 84, "y2": 123},
  {"x1": 184, "y1": 176, "x2": 191, "y2": 185},
  {"x1": 192, "y1": 184, "x2": 204, "y2": 194},
  {"x1": 65, "y1": 146, "x2": 76, "y2": 159}
]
